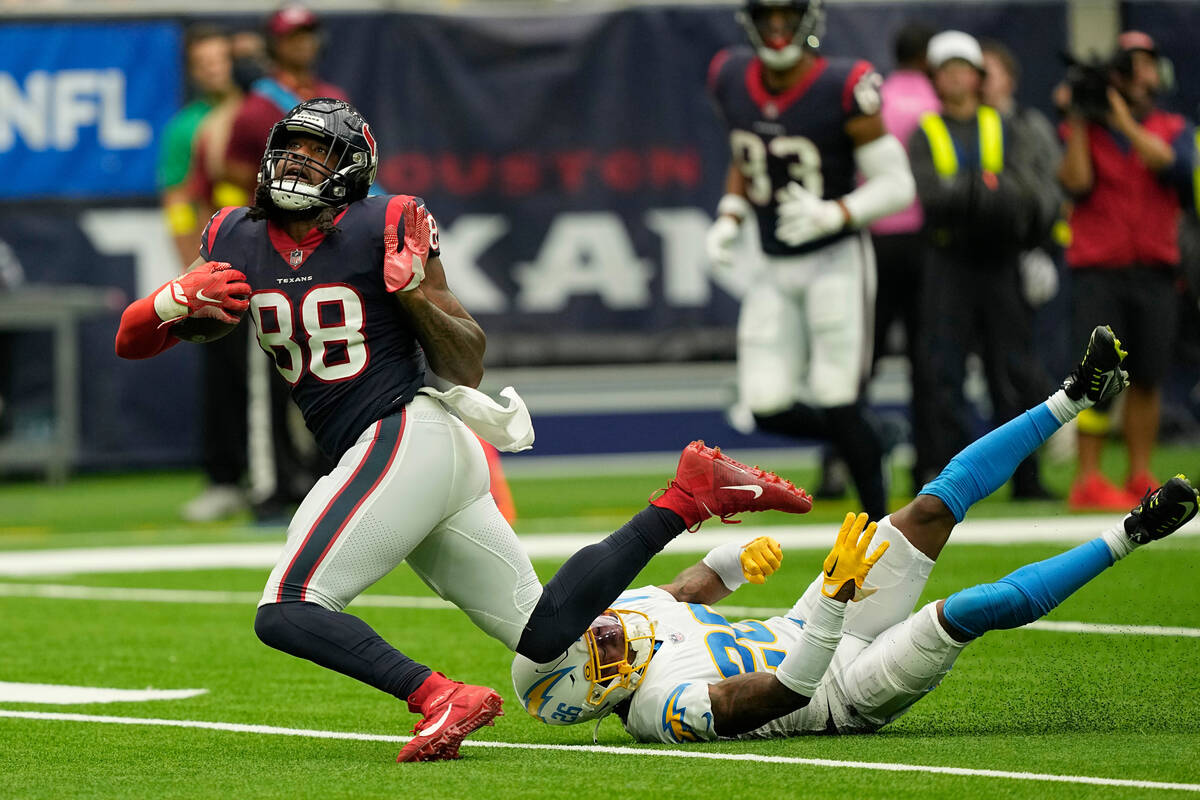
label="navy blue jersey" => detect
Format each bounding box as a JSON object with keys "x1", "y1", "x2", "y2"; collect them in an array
[
  {"x1": 708, "y1": 47, "x2": 882, "y2": 256},
  {"x1": 200, "y1": 195, "x2": 442, "y2": 460}
]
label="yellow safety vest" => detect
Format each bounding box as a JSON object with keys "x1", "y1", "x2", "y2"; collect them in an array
[
  {"x1": 918, "y1": 106, "x2": 1005, "y2": 177},
  {"x1": 1193, "y1": 128, "x2": 1200, "y2": 215}
]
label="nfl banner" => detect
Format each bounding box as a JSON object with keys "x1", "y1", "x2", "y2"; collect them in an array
[{"x1": 0, "y1": 22, "x2": 182, "y2": 198}]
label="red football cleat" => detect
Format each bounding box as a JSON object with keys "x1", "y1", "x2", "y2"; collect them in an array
[
  {"x1": 1068, "y1": 473, "x2": 1137, "y2": 512},
  {"x1": 652, "y1": 440, "x2": 813, "y2": 529},
  {"x1": 396, "y1": 681, "x2": 503, "y2": 763}
]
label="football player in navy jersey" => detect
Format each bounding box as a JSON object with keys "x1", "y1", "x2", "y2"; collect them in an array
[
  {"x1": 115, "y1": 99, "x2": 816, "y2": 762},
  {"x1": 706, "y1": 0, "x2": 916, "y2": 522}
]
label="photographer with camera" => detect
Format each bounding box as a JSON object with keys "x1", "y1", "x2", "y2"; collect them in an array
[{"x1": 1058, "y1": 31, "x2": 1193, "y2": 510}]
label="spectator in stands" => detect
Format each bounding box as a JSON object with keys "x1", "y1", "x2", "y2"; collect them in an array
[
  {"x1": 157, "y1": 26, "x2": 250, "y2": 521},
  {"x1": 224, "y1": 5, "x2": 348, "y2": 194},
  {"x1": 978, "y1": 38, "x2": 1063, "y2": 498},
  {"x1": 871, "y1": 21, "x2": 940, "y2": 492},
  {"x1": 908, "y1": 30, "x2": 1053, "y2": 500},
  {"x1": 230, "y1": 30, "x2": 270, "y2": 92},
  {"x1": 981, "y1": 39, "x2": 1065, "y2": 317},
  {"x1": 1058, "y1": 31, "x2": 1192, "y2": 510},
  {"x1": 159, "y1": 26, "x2": 241, "y2": 268}
]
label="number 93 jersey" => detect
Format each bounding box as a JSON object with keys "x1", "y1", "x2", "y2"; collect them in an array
[
  {"x1": 614, "y1": 586, "x2": 831, "y2": 743},
  {"x1": 707, "y1": 47, "x2": 883, "y2": 257},
  {"x1": 199, "y1": 195, "x2": 442, "y2": 462}
]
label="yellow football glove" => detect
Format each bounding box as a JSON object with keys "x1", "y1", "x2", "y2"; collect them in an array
[
  {"x1": 739, "y1": 536, "x2": 783, "y2": 584},
  {"x1": 821, "y1": 512, "x2": 890, "y2": 601}
]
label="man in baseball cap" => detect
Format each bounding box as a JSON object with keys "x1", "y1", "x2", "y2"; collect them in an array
[{"x1": 925, "y1": 29, "x2": 985, "y2": 73}]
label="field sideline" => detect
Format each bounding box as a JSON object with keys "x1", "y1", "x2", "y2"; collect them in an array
[{"x1": 2, "y1": 456, "x2": 1199, "y2": 798}]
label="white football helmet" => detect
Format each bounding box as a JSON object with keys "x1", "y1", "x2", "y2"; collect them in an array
[{"x1": 512, "y1": 608, "x2": 657, "y2": 726}]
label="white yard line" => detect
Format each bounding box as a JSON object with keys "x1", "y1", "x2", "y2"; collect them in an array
[
  {"x1": 0, "y1": 582, "x2": 1196, "y2": 638},
  {"x1": 2, "y1": 516, "x2": 1196, "y2": 577},
  {"x1": 0, "y1": 710, "x2": 1196, "y2": 793},
  {"x1": 0, "y1": 682, "x2": 206, "y2": 705}
]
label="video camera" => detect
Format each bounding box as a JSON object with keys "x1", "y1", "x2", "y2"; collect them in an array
[{"x1": 1063, "y1": 54, "x2": 1113, "y2": 122}]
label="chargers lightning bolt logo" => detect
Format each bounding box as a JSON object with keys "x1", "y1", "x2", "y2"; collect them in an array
[
  {"x1": 522, "y1": 667, "x2": 573, "y2": 720},
  {"x1": 662, "y1": 683, "x2": 706, "y2": 742}
]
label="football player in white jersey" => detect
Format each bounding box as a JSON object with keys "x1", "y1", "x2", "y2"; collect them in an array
[{"x1": 514, "y1": 327, "x2": 1199, "y2": 741}]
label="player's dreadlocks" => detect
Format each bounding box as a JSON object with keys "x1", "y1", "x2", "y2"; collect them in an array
[{"x1": 247, "y1": 182, "x2": 342, "y2": 235}]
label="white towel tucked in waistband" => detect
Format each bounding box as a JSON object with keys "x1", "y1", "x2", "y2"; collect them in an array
[{"x1": 417, "y1": 384, "x2": 535, "y2": 453}]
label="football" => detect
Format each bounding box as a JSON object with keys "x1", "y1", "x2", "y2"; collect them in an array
[{"x1": 170, "y1": 313, "x2": 243, "y2": 344}]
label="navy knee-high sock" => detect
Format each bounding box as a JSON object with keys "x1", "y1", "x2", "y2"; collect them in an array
[
  {"x1": 516, "y1": 505, "x2": 683, "y2": 662},
  {"x1": 254, "y1": 602, "x2": 431, "y2": 700}
]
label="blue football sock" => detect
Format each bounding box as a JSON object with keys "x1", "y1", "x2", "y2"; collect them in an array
[
  {"x1": 920, "y1": 403, "x2": 1061, "y2": 522},
  {"x1": 941, "y1": 538, "x2": 1114, "y2": 640}
]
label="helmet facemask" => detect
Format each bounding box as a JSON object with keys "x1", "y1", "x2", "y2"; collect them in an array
[
  {"x1": 511, "y1": 607, "x2": 657, "y2": 726},
  {"x1": 581, "y1": 609, "x2": 657, "y2": 708},
  {"x1": 257, "y1": 102, "x2": 378, "y2": 213},
  {"x1": 739, "y1": 0, "x2": 825, "y2": 71}
]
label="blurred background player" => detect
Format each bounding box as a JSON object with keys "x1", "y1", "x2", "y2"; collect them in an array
[
  {"x1": 117, "y1": 97, "x2": 816, "y2": 761},
  {"x1": 514, "y1": 327, "x2": 1196, "y2": 742},
  {"x1": 1058, "y1": 31, "x2": 1192, "y2": 510},
  {"x1": 909, "y1": 30, "x2": 1054, "y2": 501},
  {"x1": 704, "y1": 0, "x2": 916, "y2": 522},
  {"x1": 870, "y1": 21, "x2": 939, "y2": 492}
]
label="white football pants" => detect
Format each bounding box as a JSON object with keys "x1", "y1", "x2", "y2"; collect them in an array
[
  {"x1": 737, "y1": 232, "x2": 876, "y2": 412},
  {"x1": 259, "y1": 395, "x2": 542, "y2": 651},
  {"x1": 778, "y1": 515, "x2": 965, "y2": 734}
]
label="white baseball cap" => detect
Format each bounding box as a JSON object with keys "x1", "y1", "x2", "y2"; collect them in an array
[{"x1": 927, "y1": 30, "x2": 985, "y2": 71}]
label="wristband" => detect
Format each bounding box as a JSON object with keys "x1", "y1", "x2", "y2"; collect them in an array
[
  {"x1": 152, "y1": 281, "x2": 188, "y2": 323},
  {"x1": 702, "y1": 540, "x2": 747, "y2": 591},
  {"x1": 716, "y1": 193, "x2": 752, "y2": 222}
]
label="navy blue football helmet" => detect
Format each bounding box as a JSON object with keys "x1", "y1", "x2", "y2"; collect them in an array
[
  {"x1": 739, "y1": 0, "x2": 825, "y2": 70},
  {"x1": 258, "y1": 98, "x2": 378, "y2": 211}
]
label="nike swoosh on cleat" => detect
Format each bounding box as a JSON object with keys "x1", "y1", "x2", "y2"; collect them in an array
[
  {"x1": 825, "y1": 556, "x2": 838, "y2": 577},
  {"x1": 1177, "y1": 500, "x2": 1197, "y2": 520},
  {"x1": 195, "y1": 289, "x2": 221, "y2": 304},
  {"x1": 720, "y1": 484, "x2": 764, "y2": 498},
  {"x1": 416, "y1": 705, "x2": 454, "y2": 738}
]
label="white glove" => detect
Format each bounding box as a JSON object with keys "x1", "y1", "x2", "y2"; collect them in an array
[
  {"x1": 1019, "y1": 248, "x2": 1059, "y2": 307},
  {"x1": 775, "y1": 182, "x2": 848, "y2": 247},
  {"x1": 706, "y1": 215, "x2": 742, "y2": 273}
]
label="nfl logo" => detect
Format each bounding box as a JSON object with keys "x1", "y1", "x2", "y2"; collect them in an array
[
  {"x1": 764, "y1": 102, "x2": 779, "y2": 120},
  {"x1": 289, "y1": 249, "x2": 303, "y2": 267}
]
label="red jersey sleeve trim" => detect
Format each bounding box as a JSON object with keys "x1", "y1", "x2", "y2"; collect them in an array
[
  {"x1": 707, "y1": 49, "x2": 732, "y2": 95},
  {"x1": 842, "y1": 60, "x2": 875, "y2": 114},
  {"x1": 205, "y1": 206, "x2": 239, "y2": 257}
]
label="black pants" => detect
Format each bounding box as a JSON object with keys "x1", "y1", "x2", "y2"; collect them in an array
[
  {"x1": 916, "y1": 252, "x2": 1053, "y2": 489},
  {"x1": 872, "y1": 232, "x2": 931, "y2": 487},
  {"x1": 200, "y1": 320, "x2": 321, "y2": 506}
]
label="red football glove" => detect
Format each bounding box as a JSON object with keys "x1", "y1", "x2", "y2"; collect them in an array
[
  {"x1": 153, "y1": 262, "x2": 251, "y2": 325},
  {"x1": 383, "y1": 199, "x2": 430, "y2": 293}
]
